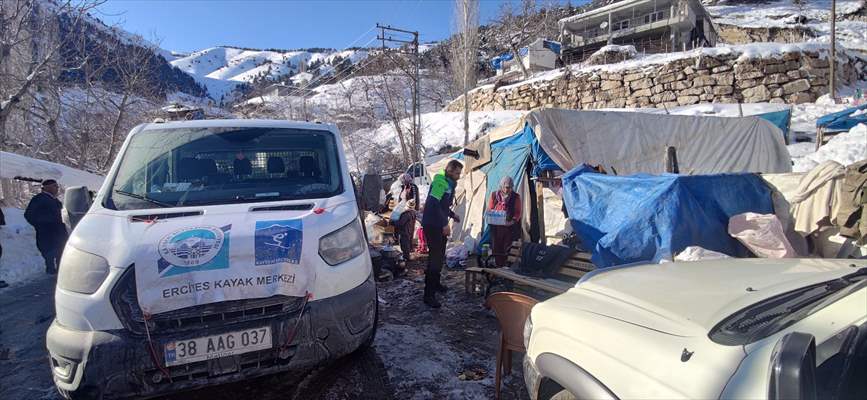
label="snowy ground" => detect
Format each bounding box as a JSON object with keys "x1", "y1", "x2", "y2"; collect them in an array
[{"x1": 0, "y1": 208, "x2": 45, "y2": 286}]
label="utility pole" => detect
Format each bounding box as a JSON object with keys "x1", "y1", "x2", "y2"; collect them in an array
[
  {"x1": 830, "y1": 0, "x2": 837, "y2": 103},
  {"x1": 377, "y1": 23, "x2": 422, "y2": 163}
]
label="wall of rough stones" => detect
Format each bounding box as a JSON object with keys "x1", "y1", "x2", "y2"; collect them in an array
[{"x1": 446, "y1": 48, "x2": 866, "y2": 112}]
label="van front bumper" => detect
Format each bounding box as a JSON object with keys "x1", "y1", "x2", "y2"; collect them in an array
[{"x1": 46, "y1": 276, "x2": 377, "y2": 399}]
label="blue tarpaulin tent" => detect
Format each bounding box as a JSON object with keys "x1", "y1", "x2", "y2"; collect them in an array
[
  {"x1": 561, "y1": 169, "x2": 774, "y2": 267},
  {"x1": 817, "y1": 104, "x2": 867, "y2": 133}
]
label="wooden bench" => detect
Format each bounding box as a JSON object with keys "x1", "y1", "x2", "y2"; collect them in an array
[{"x1": 464, "y1": 240, "x2": 596, "y2": 296}]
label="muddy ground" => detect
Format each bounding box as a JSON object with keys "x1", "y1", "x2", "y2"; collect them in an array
[{"x1": 0, "y1": 253, "x2": 530, "y2": 400}]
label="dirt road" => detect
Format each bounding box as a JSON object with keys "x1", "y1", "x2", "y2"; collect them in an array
[{"x1": 0, "y1": 259, "x2": 529, "y2": 400}]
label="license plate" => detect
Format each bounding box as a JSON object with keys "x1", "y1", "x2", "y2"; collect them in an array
[{"x1": 164, "y1": 326, "x2": 272, "y2": 367}]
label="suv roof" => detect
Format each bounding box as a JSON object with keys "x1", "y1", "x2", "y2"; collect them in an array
[{"x1": 138, "y1": 119, "x2": 336, "y2": 133}]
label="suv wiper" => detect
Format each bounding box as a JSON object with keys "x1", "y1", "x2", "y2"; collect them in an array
[{"x1": 113, "y1": 190, "x2": 173, "y2": 208}]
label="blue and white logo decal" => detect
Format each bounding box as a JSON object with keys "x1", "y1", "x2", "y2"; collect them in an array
[
  {"x1": 255, "y1": 219, "x2": 303, "y2": 266},
  {"x1": 157, "y1": 225, "x2": 231, "y2": 276}
]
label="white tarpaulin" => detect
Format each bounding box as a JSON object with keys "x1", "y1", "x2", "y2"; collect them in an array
[
  {"x1": 527, "y1": 109, "x2": 792, "y2": 175},
  {"x1": 135, "y1": 216, "x2": 315, "y2": 314}
]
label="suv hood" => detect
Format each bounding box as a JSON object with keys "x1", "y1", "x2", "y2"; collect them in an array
[{"x1": 572, "y1": 258, "x2": 863, "y2": 337}]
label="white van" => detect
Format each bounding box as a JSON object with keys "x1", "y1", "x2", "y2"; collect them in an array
[{"x1": 46, "y1": 120, "x2": 377, "y2": 399}]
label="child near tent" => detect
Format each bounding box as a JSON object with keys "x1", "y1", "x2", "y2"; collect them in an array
[{"x1": 488, "y1": 176, "x2": 522, "y2": 267}]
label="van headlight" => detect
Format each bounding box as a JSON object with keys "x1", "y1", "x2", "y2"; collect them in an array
[
  {"x1": 58, "y1": 246, "x2": 110, "y2": 294},
  {"x1": 319, "y1": 219, "x2": 366, "y2": 265}
]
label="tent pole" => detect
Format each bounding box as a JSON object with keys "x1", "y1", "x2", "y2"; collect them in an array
[{"x1": 536, "y1": 178, "x2": 546, "y2": 245}]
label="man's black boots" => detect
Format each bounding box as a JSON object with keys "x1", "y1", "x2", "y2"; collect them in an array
[{"x1": 423, "y1": 275, "x2": 441, "y2": 308}]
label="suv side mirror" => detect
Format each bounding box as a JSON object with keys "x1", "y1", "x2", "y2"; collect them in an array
[
  {"x1": 64, "y1": 186, "x2": 92, "y2": 229},
  {"x1": 769, "y1": 332, "x2": 817, "y2": 400}
]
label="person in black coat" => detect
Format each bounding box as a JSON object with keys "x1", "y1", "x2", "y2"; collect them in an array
[{"x1": 24, "y1": 180, "x2": 68, "y2": 275}]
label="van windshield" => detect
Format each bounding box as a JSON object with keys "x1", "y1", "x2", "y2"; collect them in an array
[{"x1": 106, "y1": 127, "x2": 343, "y2": 210}]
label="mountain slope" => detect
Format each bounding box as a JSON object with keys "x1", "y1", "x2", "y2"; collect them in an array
[{"x1": 170, "y1": 47, "x2": 371, "y2": 101}]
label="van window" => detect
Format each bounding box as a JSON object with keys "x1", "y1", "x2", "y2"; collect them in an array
[{"x1": 106, "y1": 127, "x2": 343, "y2": 210}]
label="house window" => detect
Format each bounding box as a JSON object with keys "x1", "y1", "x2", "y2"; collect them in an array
[
  {"x1": 644, "y1": 11, "x2": 664, "y2": 24},
  {"x1": 612, "y1": 19, "x2": 630, "y2": 31}
]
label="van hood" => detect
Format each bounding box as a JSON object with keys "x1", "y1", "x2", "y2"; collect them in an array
[{"x1": 572, "y1": 259, "x2": 863, "y2": 337}]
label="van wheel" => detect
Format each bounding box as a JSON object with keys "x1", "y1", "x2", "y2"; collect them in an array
[
  {"x1": 357, "y1": 294, "x2": 379, "y2": 350},
  {"x1": 549, "y1": 389, "x2": 576, "y2": 400}
]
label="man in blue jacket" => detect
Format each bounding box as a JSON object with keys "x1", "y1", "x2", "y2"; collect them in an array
[
  {"x1": 24, "y1": 180, "x2": 68, "y2": 275},
  {"x1": 421, "y1": 160, "x2": 463, "y2": 308}
]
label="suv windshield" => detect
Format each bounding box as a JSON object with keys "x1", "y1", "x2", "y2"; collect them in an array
[
  {"x1": 710, "y1": 267, "x2": 867, "y2": 346},
  {"x1": 106, "y1": 127, "x2": 342, "y2": 210}
]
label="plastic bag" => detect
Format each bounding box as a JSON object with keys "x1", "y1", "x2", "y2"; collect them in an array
[
  {"x1": 445, "y1": 244, "x2": 469, "y2": 268},
  {"x1": 390, "y1": 200, "x2": 407, "y2": 223},
  {"x1": 728, "y1": 212, "x2": 797, "y2": 258}
]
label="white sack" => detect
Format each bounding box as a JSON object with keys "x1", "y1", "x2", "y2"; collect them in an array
[
  {"x1": 728, "y1": 212, "x2": 797, "y2": 258},
  {"x1": 674, "y1": 246, "x2": 732, "y2": 262}
]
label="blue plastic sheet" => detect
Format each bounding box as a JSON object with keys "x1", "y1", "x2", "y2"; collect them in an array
[
  {"x1": 561, "y1": 170, "x2": 774, "y2": 267},
  {"x1": 755, "y1": 109, "x2": 792, "y2": 140},
  {"x1": 816, "y1": 104, "x2": 867, "y2": 133}
]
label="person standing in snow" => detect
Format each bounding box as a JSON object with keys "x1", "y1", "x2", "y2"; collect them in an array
[
  {"x1": 394, "y1": 173, "x2": 419, "y2": 268},
  {"x1": 421, "y1": 160, "x2": 462, "y2": 308},
  {"x1": 488, "y1": 176, "x2": 522, "y2": 267},
  {"x1": 24, "y1": 180, "x2": 68, "y2": 275}
]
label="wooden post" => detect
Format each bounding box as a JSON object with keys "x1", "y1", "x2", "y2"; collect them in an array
[
  {"x1": 665, "y1": 146, "x2": 680, "y2": 173},
  {"x1": 830, "y1": 0, "x2": 837, "y2": 102},
  {"x1": 536, "y1": 180, "x2": 546, "y2": 245}
]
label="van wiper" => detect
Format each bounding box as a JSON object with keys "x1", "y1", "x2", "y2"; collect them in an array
[{"x1": 113, "y1": 190, "x2": 173, "y2": 208}]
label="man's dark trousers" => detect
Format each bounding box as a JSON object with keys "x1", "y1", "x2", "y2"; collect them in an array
[{"x1": 422, "y1": 225, "x2": 445, "y2": 297}]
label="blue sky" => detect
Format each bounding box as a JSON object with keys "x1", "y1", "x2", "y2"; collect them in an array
[{"x1": 96, "y1": 0, "x2": 574, "y2": 53}]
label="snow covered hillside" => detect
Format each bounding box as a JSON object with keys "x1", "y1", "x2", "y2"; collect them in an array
[
  {"x1": 170, "y1": 46, "x2": 370, "y2": 101},
  {"x1": 708, "y1": 0, "x2": 867, "y2": 52}
]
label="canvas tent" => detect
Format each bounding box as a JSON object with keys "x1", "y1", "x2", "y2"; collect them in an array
[
  {"x1": 601, "y1": 103, "x2": 793, "y2": 142},
  {"x1": 425, "y1": 108, "x2": 792, "y2": 249}
]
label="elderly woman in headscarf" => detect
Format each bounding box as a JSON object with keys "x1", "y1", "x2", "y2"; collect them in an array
[
  {"x1": 488, "y1": 176, "x2": 522, "y2": 267},
  {"x1": 395, "y1": 173, "x2": 420, "y2": 266}
]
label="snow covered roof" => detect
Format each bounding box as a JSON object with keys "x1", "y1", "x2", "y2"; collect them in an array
[{"x1": 0, "y1": 151, "x2": 104, "y2": 190}]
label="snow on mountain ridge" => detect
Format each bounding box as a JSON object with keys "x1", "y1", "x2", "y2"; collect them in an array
[{"x1": 170, "y1": 46, "x2": 371, "y2": 101}]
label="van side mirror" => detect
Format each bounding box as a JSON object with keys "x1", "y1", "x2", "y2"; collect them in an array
[
  {"x1": 769, "y1": 332, "x2": 817, "y2": 400},
  {"x1": 64, "y1": 186, "x2": 92, "y2": 229}
]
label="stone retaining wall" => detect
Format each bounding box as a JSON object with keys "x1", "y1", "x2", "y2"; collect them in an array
[{"x1": 446, "y1": 47, "x2": 866, "y2": 112}]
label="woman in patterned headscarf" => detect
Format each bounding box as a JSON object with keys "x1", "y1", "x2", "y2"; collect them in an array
[
  {"x1": 488, "y1": 176, "x2": 522, "y2": 267},
  {"x1": 395, "y1": 173, "x2": 419, "y2": 266}
]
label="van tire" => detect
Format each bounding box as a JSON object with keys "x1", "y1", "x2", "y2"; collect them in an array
[{"x1": 357, "y1": 296, "x2": 379, "y2": 350}]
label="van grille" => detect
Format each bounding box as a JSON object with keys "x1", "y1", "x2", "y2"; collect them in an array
[{"x1": 110, "y1": 267, "x2": 304, "y2": 335}]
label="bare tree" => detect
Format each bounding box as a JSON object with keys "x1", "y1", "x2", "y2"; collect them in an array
[
  {"x1": 451, "y1": 0, "x2": 479, "y2": 145},
  {"x1": 0, "y1": 0, "x2": 102, "y2": 143}
]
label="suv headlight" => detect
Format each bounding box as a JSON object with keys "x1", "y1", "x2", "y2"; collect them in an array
[
  {"x1": 523, "y1": 313, "x2": 533, "y2": 350},
  {"x1": 319, "y1": 219, "x2": 366, "y2": 265},
  {"x1": 58, "y1": 246, "x2": 110, "y2": 294}
]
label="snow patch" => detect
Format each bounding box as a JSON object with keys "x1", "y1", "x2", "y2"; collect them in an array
[
  {"x1": 0, "y1": 208, "x2": 48, "y2": 286},
  {"x1": 792, "y1": 123, "x2": 867, "y2": 172}
]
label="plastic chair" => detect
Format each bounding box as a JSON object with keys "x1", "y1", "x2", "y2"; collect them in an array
[{"x1": 486, "y1": 292, "x2": 538, "y2": 399}]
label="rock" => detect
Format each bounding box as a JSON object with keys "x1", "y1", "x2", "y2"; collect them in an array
[
  {"x1": 742, "y1": 85, "x2": 771, "y2": 102},
  {"x1": 630, "y1": 78, "x2": 653, "y2": 90},
  {"x1": 736, "y1": 79, "x2": 758, "y2": 89},
  {"x1": 601, "y1": 80, "x2": 623, "y2": 90},
  {"x1": 769, "y1": 97, "x2": 786, "y2": 104},
  {"x1": 700, "y1": 93, "x2": 714, "y2": 101},
  {"x1": 712, "y1": 65, "x2": 733, "y2": 73},
  {"x1": 736, "y1": 70, "x2": 764, "y2": 80},
  {"x1": 716, "y1": 73, "x2": 735, "y2": 86},
  {"x1": 807, "y1": 57, "x2": 830, "y2": 68},
  {"x1": 787, "y1": 92, "x2": 814, "y2": 103},
  {"x1": 677, "y1": 95, "x2": 700, "y2": 106},
  {"x1": 786, "y1": 70, "x2": 803, "y2": 80},
  {"x1": 783, "y1": 79, "x2": 810, "y2": 94},
  {"x1": 683, "y1": 66, "x2": 696, "y2": 75},
  {"x1": 623, "y1": 72, "x2": 644, "y2": 82},
  {"x1": 672, "y1": 81, "x2": 691, "y2": 90},
  {"x1": 651, "y1": 91, "x2": 677, "y2": 103},
  {"x1": 713, "y1": 85, "x2": 734, "y2": 95},
  {"x1": 770, "y1": 87, "x2": 784, "y2": 97},
  {"x1": 656, "y1": 73, "x2": 677, "y2": 84},
  {"x1": 632, "y1": 88, "x2": 652, "y2": 97},
  {"x1": 693, "y1": 75, "x2": 715, "y2": 87},
  {"x1": 763, "y1": 74, "x2": 789, "y2": 85}
]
